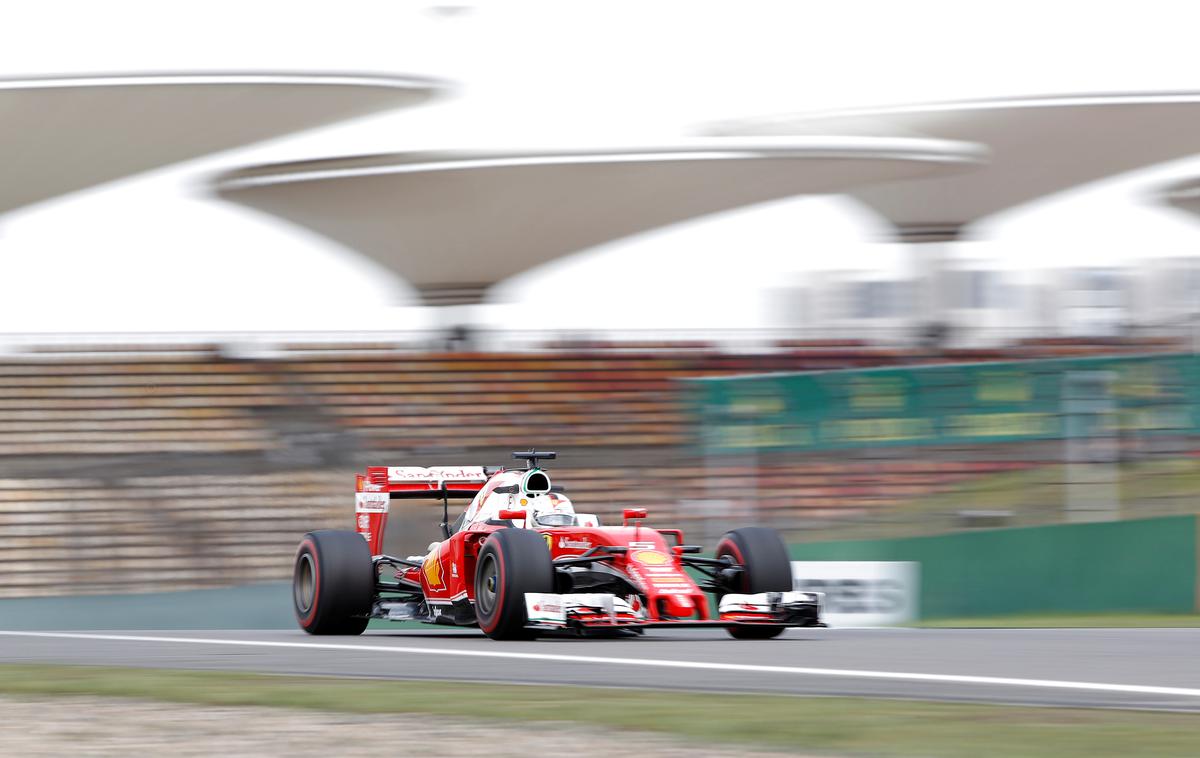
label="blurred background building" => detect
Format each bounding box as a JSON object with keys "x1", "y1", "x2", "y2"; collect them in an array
[{"x1": 3, "y1": 1, "x2": 1200, "y2": 615}]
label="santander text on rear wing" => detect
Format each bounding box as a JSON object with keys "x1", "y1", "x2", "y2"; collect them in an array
[{"x1": 355, "y1": 466, "x2": 490, "y2": 554}]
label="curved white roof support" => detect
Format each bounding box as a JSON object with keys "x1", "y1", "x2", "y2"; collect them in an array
[
  {"x1": 0, "y1": 72, "x2": 443, "y2": 215},
  {"x1": 213, "y1": 137, "x2": 987, "y2": 305},
  {"x1": 1162, "y1": 178, "x2": 1200, "y2": 218},
  {"x1": 708, "y1": 93, "x2": 1200, "y2": 241}
]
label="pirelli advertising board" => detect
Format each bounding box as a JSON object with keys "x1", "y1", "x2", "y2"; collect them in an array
[
  {"x1": 691, "y1": 353, "x2": 1200, "y2": 453},
  {"x1": 792, "y1": 561, "x2": 919, "y2": 627}
]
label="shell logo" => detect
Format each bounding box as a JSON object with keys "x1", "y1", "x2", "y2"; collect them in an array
[
  {"x1": 423, "y1": 548, "x2": 443, "y2": 588},
  {"x1": 632, "y1": 549, "x2": 670, "y2": 566}
]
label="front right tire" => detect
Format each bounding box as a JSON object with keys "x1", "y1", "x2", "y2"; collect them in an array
[
  {"x1": 716, "y1": 526, "x2": 793, "y2": 640},
  {"x1": 293, "y1": 530, "x2": 374, "y2": 635}
]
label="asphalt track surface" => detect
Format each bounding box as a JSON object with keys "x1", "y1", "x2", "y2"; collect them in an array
[{"x1": 2, "y1": 627, "x2": 1200, "y2": 712}]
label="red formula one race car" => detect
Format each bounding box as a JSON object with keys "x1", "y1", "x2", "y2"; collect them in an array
[{"x1": 292, "y1": 451, "x2": 822, "y2": 640}]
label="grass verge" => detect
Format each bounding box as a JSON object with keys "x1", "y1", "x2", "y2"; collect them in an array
[
  {"x1": 918, "y1": 613, "x2": 1200, "y2": 628},
  {"x1": 1, "y1": 664, "x2": 1200, "y2": 756}
]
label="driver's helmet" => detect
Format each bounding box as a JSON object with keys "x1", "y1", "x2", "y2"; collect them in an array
[{"x1": 527, "y1": 493, "x2": 576, "y2": 527}]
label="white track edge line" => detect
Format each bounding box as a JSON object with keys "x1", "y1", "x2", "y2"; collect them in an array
[{"x1": 1, "y1": 630, "x2": 1197, "y2": 699}]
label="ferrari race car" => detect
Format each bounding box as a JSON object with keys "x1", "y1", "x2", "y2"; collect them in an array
[{"x1": 292, "y1": 451, "x2": 822, "y2": 640}]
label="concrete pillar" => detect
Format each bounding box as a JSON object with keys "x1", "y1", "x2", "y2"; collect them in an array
[{"x1": 893, "y1": 223, "x2": 965, "y2": 346}]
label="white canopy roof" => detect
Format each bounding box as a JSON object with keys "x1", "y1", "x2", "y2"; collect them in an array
[
  {"x1": 0, "y1": 73, "x2": 441, "y2": 215},
  {"x1": 708, "y1": 93, "x2": 1200, "y2": 241},
  {"x1": 214, "y1": 137, "x2": 985, "y2": 304}
]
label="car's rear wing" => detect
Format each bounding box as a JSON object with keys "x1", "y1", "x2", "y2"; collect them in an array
[
  {"x1": 361, "y1": 466, "x2": 490, "y2": 498},
  {"x1": 355, "y1": 466, "x2": 492, "y2": 555}
]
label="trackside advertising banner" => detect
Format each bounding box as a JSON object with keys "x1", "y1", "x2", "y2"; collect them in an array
[
  {"x1": 692, "y1": 353, "x2": 1200, "y2": 452},
  {"x1": 792, "y1": 561, "x2": 919, "y2": 627}
]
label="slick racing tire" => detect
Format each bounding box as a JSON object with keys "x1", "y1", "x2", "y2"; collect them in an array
[
  {"x1": 474, "y1": 528, "x2": 554, "y2": 640},
  {"x1": 716, "y1": 526, "x2": 792, "y2": 640},
  {"x1": 294, "y1": 530, "x2": 373, "y2": 635}
]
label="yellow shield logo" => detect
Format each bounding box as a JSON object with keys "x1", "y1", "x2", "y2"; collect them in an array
[
  {"x1": 632, "y1": 549, "x2": 670, "y2": 566},
  {"x1": 423, "y1": 547, "x2": 443, "y2": 588}
]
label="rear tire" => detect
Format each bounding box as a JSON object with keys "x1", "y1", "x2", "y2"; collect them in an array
[
  {"x1": 474, "y1": 528, "x2": 554, "y2": 640},
  {"x1": 293, "y1": 530, "x2": 373, "y2": 635},
  {"x1": 716, "y1": 527, "x2": 792, "y2": 641}
]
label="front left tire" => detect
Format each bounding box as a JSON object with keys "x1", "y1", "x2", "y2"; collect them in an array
[
  {"x1": 293, "y1": 530, "x2": 374, "y2": 635},
  {"x1": 474, "y1": 528, "x2": 554, "y2": 640}
]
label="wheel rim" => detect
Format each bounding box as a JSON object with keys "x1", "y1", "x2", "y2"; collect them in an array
[
  {"x1": 477, "y1": 553, "x2": 498, "y2": 616},
  {"x1": 716, "y1": 544, "x2": 746, "y2": 593},
  {"x1": 295, "y1": 553, "x2": 316, "y2": 614}
]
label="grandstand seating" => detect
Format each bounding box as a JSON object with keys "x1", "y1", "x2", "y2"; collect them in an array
[
  {"x1": 0, "y1": 470, "x2": 345, "y2": 597},
  {"x1": 0, "y1": 358, "x2": 285, "y2": 457},
  {"x1": 0, "y1": 348, "x2": 930, "y2": 460},
  {"x1": 0, "y1": 458, "x2": 1041, "y2": 598}
]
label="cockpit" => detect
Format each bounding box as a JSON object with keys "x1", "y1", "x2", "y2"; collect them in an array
[{"x1": 458, "y1": 467, "x2": 598, "y2": 530}]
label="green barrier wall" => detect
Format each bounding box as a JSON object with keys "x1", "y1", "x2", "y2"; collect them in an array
[
  {"x1": 3, "y1": 517, "x2": 1194, "y2": 628},
  {"x1": 789, "y1": 515, "x2": 1198, "y2": 618},
  {"x1": 0, "y1": 582, "x2": 294, "y2": 631}
]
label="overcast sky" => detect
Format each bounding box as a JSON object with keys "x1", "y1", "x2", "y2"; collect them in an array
[{"x1": 3, "y1": 0, "x2": 1200, "y2": 336}]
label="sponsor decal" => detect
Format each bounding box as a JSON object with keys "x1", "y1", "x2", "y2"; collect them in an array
[
  {"x1": 451, "y1": 562, "x2": 459, "y2": 579},
  {"x1": 360, "y1": 532, "x2": 371, "y2": 543},
  {"x1": 632, "y1": 549, "x2": 670, "y2": 566},
  {"x1": 357, "y1": 513, "x2": 371, "y2": 530},
  {"x1": 388, "y1": 467, "x2": 430, "y2": 480},
  {"x1": 531, "y1": 598, "x2": 563, "y2": 614},
  {"x1": 355, "y1": 492, "x2": 389, "y2": 513},
  {"x1": 543, "y1": 533, "x2": 553, "y2": 550},
  {"x1": 652, "y1": 578, "x2": 691, "y2": 590},
  {"x1": 525, "y1": 593, "x2": 568, "y2": 625},
  {"x1": 628, "y1": 541, "x2": 656, "y2": 550},
  {"x1": 361, "y1": 480, "x2": 386, "y2": 493},
  {"x1": 558, "y1": 537, "x2": 592, "y2": 550},
  {"x1": 423, "y1": 546, "x2": 444, "y2": 589},
  {"x1": 388, "y1": 466, "x2": 487, "y2": 482},
  {"x1": 649, "y1": 582, "x2": 693, "y2": 590}
]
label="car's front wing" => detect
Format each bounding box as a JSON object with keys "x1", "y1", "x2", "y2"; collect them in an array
[{"x1": 524, "y1": 591, "x2": 823, "y2": 631}]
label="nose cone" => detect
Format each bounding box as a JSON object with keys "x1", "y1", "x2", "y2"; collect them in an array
[{"x1": 664, "y1": 594, "x2": 695, "y2": 618}]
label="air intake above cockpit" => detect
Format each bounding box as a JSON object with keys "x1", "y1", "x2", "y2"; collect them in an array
[{"x1": 522, "y1": 469, "x2": 551, "y2": 495}]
